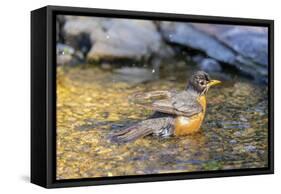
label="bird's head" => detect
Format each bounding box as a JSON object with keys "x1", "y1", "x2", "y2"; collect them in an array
[{"x1": 187, "y1": 71, "x2": 221, "y2": 95}]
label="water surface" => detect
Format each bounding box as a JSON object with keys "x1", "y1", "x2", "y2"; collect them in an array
[{"x1": 56, "y1": 63, "x2": 268, "y2": 179}]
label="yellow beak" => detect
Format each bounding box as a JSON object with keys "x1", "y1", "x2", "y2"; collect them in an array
[{"x1": 207, "y1": 80, "x2": 221, "y2": 87}]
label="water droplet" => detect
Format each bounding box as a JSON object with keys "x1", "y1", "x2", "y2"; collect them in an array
[
  {"x1": 152, "y1": 69, "x2": 155, "y2": 73},
  {"x1": 169, "y1": 34, "x2": 173, "y2": 41}
]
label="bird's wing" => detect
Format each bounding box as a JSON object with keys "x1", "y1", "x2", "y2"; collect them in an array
[
  {"x1": 139, "y1": 91, "x2": 203, "y2": 117},
  {"x1": 129, "y1": 90, "x2": 174, "y2": 102}
]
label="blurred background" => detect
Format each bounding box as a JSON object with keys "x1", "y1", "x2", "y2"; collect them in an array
[{"x1": 56, "y1": 15, "x2": 268, "y2": 83}]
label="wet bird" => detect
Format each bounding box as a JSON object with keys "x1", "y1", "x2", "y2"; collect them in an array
[{"x1": 111, "y1": 71, "x2": 221, "y2": 143}]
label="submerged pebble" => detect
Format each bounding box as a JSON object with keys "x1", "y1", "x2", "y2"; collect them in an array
[
  {"x1": 229, "y1": 139, "x2": 237, "y2": 145},
  {"x1": 198, "y1": 58, "x2": 222, "y2": 72},
  {"x1": 244, "y1": 145, "x2": 257, "y2": 153}
]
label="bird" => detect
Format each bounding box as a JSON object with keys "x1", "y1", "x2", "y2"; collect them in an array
[{"x1": 110, "y1": 71, "x2": 221, "y2": 143}]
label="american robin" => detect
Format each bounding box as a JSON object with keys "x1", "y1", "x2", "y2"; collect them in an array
[{"x1": 111, "y1": 71, "x2": 221, "y2": 143}]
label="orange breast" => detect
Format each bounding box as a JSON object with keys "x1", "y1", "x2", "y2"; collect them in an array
[{"x1": 174, "y1": 96, "x2": 206, "y2": 136}]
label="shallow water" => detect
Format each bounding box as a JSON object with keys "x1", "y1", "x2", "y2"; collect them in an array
[{"x1": 56, "y1": 63, "x2": 268, "y2": 180}]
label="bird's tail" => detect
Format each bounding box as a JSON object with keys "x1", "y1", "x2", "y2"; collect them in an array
[{"x1": 110, "y1": 124, "x2": 153, "y2": 143}]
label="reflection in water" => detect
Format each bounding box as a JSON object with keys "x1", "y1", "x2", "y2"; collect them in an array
[{"x1": 56, "y1": 64, "x2": 268, "y2": 180}]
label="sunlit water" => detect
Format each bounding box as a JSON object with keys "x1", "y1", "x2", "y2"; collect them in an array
[{"x1": 56, "y1": 63, "x2": 268, "y2": 180}]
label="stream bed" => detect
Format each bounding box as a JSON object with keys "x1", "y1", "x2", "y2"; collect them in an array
[{"x1": 56, "y1": 62, "x2": 268, "y2": 180}]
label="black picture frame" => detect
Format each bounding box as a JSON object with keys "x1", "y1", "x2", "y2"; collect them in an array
[{"x1": 31, "y1": 5, "x2": 274, "y2": 188}]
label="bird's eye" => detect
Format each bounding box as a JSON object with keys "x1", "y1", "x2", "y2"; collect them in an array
[{"x1": 199, "y1": 81, "x2": 205, "y2": 85}]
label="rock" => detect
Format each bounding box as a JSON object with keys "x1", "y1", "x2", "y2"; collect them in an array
[
  {"x1": 87, "y1": 19, "x2": 172, "y2": 61},
  {"x1": 63, "y1": 17, "x2": 95, "y2": 55},
  {"x1": 57, "y1": 43, "x2": 75, "y2": 55},
  {"x1": 192, "y1": 54, "x2": 205, "y2": 64},
  {"x1": 57, "y1": 54, "x2": 73, "y2": 66},
  {"x1": 191, "y1": 24, "x2": 268, "y2": 66},
  {"x1": 201, "y1": 59, "x2": 221, "y2": 73},
  {"x1": 195, "y1": 56, "x2": 222, "y2": 72},
  {"x1": 57, "y1": 43, "x2": 74, "y2": 65},
  {"x1": 229, "y1": 139, "x2": 237, "y2": 145},
  {"x1": 56, "y1": 15, "x2": 65, "y2": 42},
  {"x1": 244, "y1": 145, "x2": 256, "y2": 153},
  {"x1": 62, "y1": 16, "x2": 174, "y2": 62},
  {"x1": 160, "y1": 22, "x2": 268, "y2": 82},
  {"x1": 160, "y1": 22, "x2": 237, "y2": 64},
  {"x1": 233, "y1": 131, "x2": 242, "y2": 136},
  {"x1": 114, "y1": 67, "x2": 150, "y2": 75},
  {"x1": 63, "y1": 16, "x2": 106, "y2": 38},
  {"x1": 113, "y1": 67, "x2": 156, "y2": 84},
  {"x1": 100, "y1": 63, "x2": 112, "y2": 70},
  {"x1": 56, "y1": 43, "x2": 83, "y2": 66}
]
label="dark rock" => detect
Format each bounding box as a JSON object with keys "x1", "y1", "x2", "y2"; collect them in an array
[
  {"x1": 63, "y1": 18, "x2": 92, "y2": 55},
  {"x1": 192, "y1": 54, "x2": 205, "y2": 64},
  {"x1": 160, "y1": 22, "x2": 237, "y2": 64},
  {"x1": 111, "y1": 123, "x2": 126, "y2": 130},
  {"x1": 102, "y1": 112, "x2": 110, "y2": 119},
  {"x1": 198, "y1": 58, "x2": 222, "y2": 72},
  {"x1": 191, "y1": 24, "x2": 268, "y2": 66},
  {"x1": 56, "y1": 15, "x2": 65, "y2": 42},
  {"x1": 160, "y1": 22, "x2": 268, "y2": 82}
]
